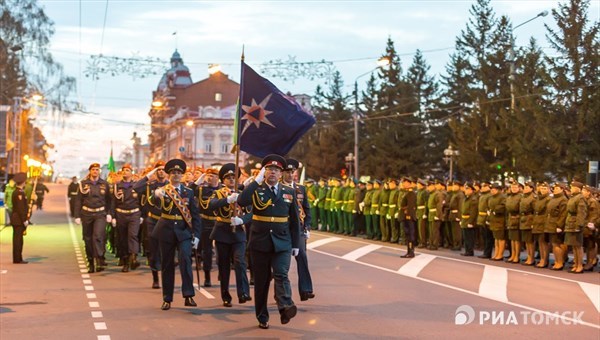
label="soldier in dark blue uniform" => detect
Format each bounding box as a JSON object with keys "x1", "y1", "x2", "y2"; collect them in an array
[
  {"x1": 67, "y1": 177, "x2": 79, "y2": 218},
  {"x1": 74, "y1": 163, "x2": 113, "y2": 273},
  {"x1": 208, "y1": 163, "x2": 252, "y2": 307},
  {"x1": 194, "y1": 167, "x2": 221, "y2": 287},
  {"x1": 133, "y1": 161, "x2": 167, "y2": 288},
  {"x1": 150, "y1": 159, "x2": 202, "y2": 310},
  {"x1": 237, "y1": 154, "x2": 301, "y2": 329},
  {"x1": 111, "y1": 164, "x2": 143, "y2": 272},
  {"x1": 283, "y1": 158, "x2": 315, "y2": 301},
  {"x1": 11, "y1": 172, "x2": 29, "y2": 264}
]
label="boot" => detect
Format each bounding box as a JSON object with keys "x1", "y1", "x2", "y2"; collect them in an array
[
  {"x1": 121, "y1": 259, "x2": 130, "y2": 272},
  {"x1": 88, "y1": 259, "x2": 95, "y2": 273},
  {"x1": 95, "y1": 258, "x2": 105, "y2": 272},
  {"x1": 401, "y1": 242, "x2": 415, "y2": 258},
  {"x1": 203, "y1": 271, "x2": 212, "y2": 287},
  {"x1": 152, "y1": 270, "x2": 160, "y2": 289},
  {"x1": 130, "y1": 254, "x2": 140, "y2": 270}
]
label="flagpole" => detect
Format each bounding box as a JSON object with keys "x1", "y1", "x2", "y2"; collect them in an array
[{"x1": 233, "y1": 45, "x2": 245, "y2": 194}]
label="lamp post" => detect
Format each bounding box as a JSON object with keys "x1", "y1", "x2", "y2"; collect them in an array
[
  {"x1": 443, "y1": 145, "x2": 460, "y2": 182},
  {"x1": 353, "y1": 57, "x2": 390, "y2": 180},
  {"x1": 344, "y1": 153, "x2": 354, "y2": 178},
  {"x1": 509, "y1": 10, "x2": 548, "y2": 113}
]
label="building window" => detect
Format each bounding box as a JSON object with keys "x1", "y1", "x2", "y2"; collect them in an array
[
  {"x1": 205, "y1": 142, "x2": 212, "y2": 153},
  {"x1": 215, "y1": 92, "x2": 222, "y2": 102},
  {"x1": 221, "y1": 143, "x2": 230, "y2": 154}
]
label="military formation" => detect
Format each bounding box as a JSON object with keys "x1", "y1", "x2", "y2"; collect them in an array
[
  {"x1": 69, "y1": 154, "x2": 314, "y2": 329},
  {"x1": 304, "y1": 176, "x2": 600, "y2": 272}
]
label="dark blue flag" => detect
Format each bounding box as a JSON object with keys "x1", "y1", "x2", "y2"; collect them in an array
[{"x1": 237, "y1": 62, "x2": 315, "y2": 158}]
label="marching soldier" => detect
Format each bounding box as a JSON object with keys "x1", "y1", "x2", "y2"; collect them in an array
[
  {"x1": 477, "y1": 182, "x2": 493, "y2": 259},
  {"x1": 399, "y1": 177, "x2": 417, "y2": 257},
  {"x1": 533, "y1": 182, "x2": 551, "y2": 268},
  {"x1": 519, "y1": 181, "x2": 536, "y2": 266},
  {"x1": 565, "y1": 180, "x2": 588, "y2": 273},
  {"x1": 505, "y1": 182, "x2": 522, "y2": 263},
  {"x1": 448, "y1": 180, "x2": 464, "y2": 251},
  {"x1": 151, "y1": 159, "x2": 202, "y2": 310},
  {"x1": 67, "y1": 176, "x2": 78, "y2": 218},
  {"x1": 487, "y1": 183, "x2": 506, "y2": 261},
  {"x1": 237, "y1": 154, "x2": 301, "y2": 329},
  {"x1": 460, "y1": 182, "x2": 478, "y2": 256},
  {"x1": 74, "y1": 163, "x2": 113, "y2": 273},
  {"x1": 133, "y1": 161, "x2": 168, "y2": 288},
  {"x1": 208, "y1": 163, "x2": 252, "y2": 306},
  {"x1": 283, "y1": 159, "x2": 315, "y2": 301},
  {"x1": 34, "y1": 179, "x2": 49, "y2": 210},
  {"x1": 111, "y1": 164, "x2": 143, "y2": 272},
  {"x1": 546, "y1": 183, "x2": 568, "y2": 270},
  {"x1": 10, "y1": 172, "x2": 29, "y2": 264},
  {"x1": 416, "y1": 179, "x2": 429, "y2": 248},
  {"x1": 195, "y1": 167, "x2": 221, "y2": 287},
  {"x1": 370, "y1": 180, "x2": 382, "y2": 240},
  {"x1": 582, "y1": 185, "x2": 598, "y2": 271}
]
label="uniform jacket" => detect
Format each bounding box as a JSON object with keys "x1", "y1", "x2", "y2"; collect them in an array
[
  {"x1": 67, "y1": 182, "x2": 78, "y2": 199},
  {"x1": 449, "y1": 190, "x2": 465, "y2": 222},
  {"x1": 519, "y1": 192, "x2": 535, "y2": 230},
  {"x1": 427, "y1": 190, "x2": 445, "y2": 221},
  {"x1": 35, "y1": 183, "x2": 49, "y2": 197},
  {"x1": 416, "y1": 189, "x2": 428, "y2": 220},
  {"x1": 532, "y1": 193, "x2": 550, "y2": 233},
  {"x1": 238, "y1": 180, "x2": 301, "y2": 253},
  {"x1": 545, "y1": 194, "x2": 567, "y2": 233},
  {"x1": 362, "y1": 189, "x2": 373, "y2": 216},
  {"x1": 151, "y1": 184, "x2": 202, "y2": 242},
  {"x1": 460, "y1": 193, "x2": 478, "y2": 228},
  {"x1": 293, "y1": 183, "x2": 312, "y2": 230},
  {"x1": 565, "y1": 193, "x2": 588, "y2": 233},
  {"x1": 111, "y1": 180, "x2": 142, "y2": 214},
  {"x1": 11, "y1": 187, "x2": 29, "y2": 226},
  {"x1": 487, "y1": 193, "x2": 506, "y2": 231},
  {"x1": 505, "y1": 192, "x2": 522, "y2": 230},
  {"x1": 400, "y1": 189, "x2": 417, "y2": 221},
  {"x1": 370, "y1": 188, "x2": 382, "y2": 215},
  {"x1": 208, "y1": 186, "x2": 251, "y2": 244},
  {"x1": 317, "y1": 185, "x2": 327, "y2": 209},
  {"x1": 584, "y1": 197, "x2": 599, "y2": 237},
  {"x1": 74, "y1": 177, "x2": 112, "y2": 218},
  {"x1": 133, "y1": 177, "x2": 169, "y2": 221},
  {"x1": 477, "y1": 191, "x2": 491, "y2": 226}
]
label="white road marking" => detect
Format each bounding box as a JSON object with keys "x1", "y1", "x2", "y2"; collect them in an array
[
  {"x1": 81, "y1": 274, "x2": 90, "y2": 279},
  {"x1": 94, "y1": 322, "x2": 107, "y2": 330},
  {"x1": 341, "y1": 244, "x2": 382, "y2": 261},
  {"x1": 194, "y1": 284, "x2": 216, "y2": 299},
  {"x1": 478, "y1": 265, "x2": 508, "y2": 302},
  {"x1": 91, "y1": 311, "x2": 103, "y2": 318},
  {"x1": 83, "y1": 279, "x2": 92, "y2": 285},
  {"x1": 79, "y1": 265, "x2": 87, "y2": 269},
  {"x1": 307, "y1": 237, "x2": 341, "y2": 250},
  {"x1": 578, "y1": 281, "x2": 600, "y2": 313},
  {"x1": 85, "y1": 286, "x2": 94, "y2": 291},
  {"x1": 97, "y1": 336, "x2": 111, "y2": 340},
  {"x1": 80, "y1": 269, "x2": 88, "y2": 273},
  {"x1": 1, "y1": 270, "x2": 7, "y2": 274},
  {"x1": 397, "y1": 253, "x2": 436, "y2": 277},
  {"x1": 89, "y1": 301, "x2": 100, "y2": 308},
  {"x1": 87, "y1": 293, "x2": 97, "y2": 299}
]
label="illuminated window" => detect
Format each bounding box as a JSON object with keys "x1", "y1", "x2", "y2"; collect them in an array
[{"x1": 215, "y1": 92, "x2": 222, "y2": 102}]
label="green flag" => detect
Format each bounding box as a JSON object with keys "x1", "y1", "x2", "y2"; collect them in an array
[{"x1": 108, "y1": 147, "x2": 116, "y2": 173}]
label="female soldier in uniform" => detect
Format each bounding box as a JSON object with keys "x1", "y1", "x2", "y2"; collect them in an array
[
  {"x1": 565, "y1": 181, "x2": 588, "y2": 273},
  {"x1": 519, "y1": 182, "x2": 536, "y2": 266},
  {"x1": 505, "y1": 182, "x2": 522, "y2": 263},
  {"x1": 546, "y1": 183, "x2": 568, "y2": 271},
  {"x1": 533, "y1": 183, "x2": 551, "y2": 268},
  {"x1": 488, "y1": 183, "x2": 506, "y2": 261}
]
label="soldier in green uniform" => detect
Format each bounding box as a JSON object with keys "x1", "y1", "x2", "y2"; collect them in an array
[
  {"x1": 488, "y1": 183, "x2": 506, "y2": 261},
  {"x1": 582, "y1": 185, "x2": 599, "y2": 271},
  {"x1": 370, "y1": 180, "x2": 382, "y2": 240},
  {"x1": 388, "y1": 179, "x2": 400, "y2": 243},
  {"x1": 379, "y1": 181, "x2": 391, "y2": 242},
  {"x1": 460, "y1": 182, "x2": 479, "y2": 256},
  {"x1": 306, "y1": 179, "x2": 318, "y2": 230},
  {"x1": 519, "y1": 181, "x2": 536, "y2": 265},
  {"x1": 477, "y1": 182, "x2": 493, "y2": 259},
  {"x1": 416, "y1": 179, "x2": 429, "y2": 248},
  {"x1": 505, "y1": 182, "x2": 522, "y2": 263},
  {"x1": 361, "y1": 181, "x2": 374, "y2": 239},
  {"x1": 342, "y1": 179, "x2": 355, "y2": 235},
  {"x1": 448, "y1": 180, "x2": 464, "y2": 251},
  {"x1": 324, "y1": 178, "x2": 333, "y2": 232},
  {"x1": 332, "y1": 178, "x2": 345, "y2": 234},
  {"x1": 316, "y1": 178, "x2": 327, "y2": 230},
  {"x1": 399, "y1": 177, "x2": 417, "y2": 257},
  {"x1": 427, "y1": 180, "x2": 445, "y2": 250},
  {"x1": 546, "y1": 183, "x2": 568, "y2": 270},
  {"x1": 565, "y1": 180, "x2": 588, "y2": 273},
  {"x1": 533, "y1": 182, "x2": 551, "y2": 268}
]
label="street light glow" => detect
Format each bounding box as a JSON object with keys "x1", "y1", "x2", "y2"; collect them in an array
[
  {"x1": 377, "y1": 57, "x2": 390, "y2": 67},
  {"x1": 151, "y1": 100, "x2": 164, "y2": 108},
  {"x1": 31, "y1": 94, "x2": 43, "y2": 101},
  {"x1": 208, "y1": 64, "x2": 221, "y2": 74},
  {"x1": 186, "y1": 119, "x2": 194, "y2": 127}
]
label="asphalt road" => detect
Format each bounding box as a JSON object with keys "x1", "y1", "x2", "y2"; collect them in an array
[{"x1": 1, "y1": 183, "x2": 598, "y2": 339}]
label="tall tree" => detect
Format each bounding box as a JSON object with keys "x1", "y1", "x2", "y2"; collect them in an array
[{"x1": 544, "y1": 0, "x2": 599, "y2": 179}]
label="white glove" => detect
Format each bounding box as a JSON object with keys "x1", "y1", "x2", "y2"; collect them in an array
[
  {"x1": 487, "y1": 210, "x2": 491, "y2": 216},
  {"x1": 140, "y1": 217, "x2": 144, "y2": 224},
  {"x1": 191, "y1": 237, "x2": 200, "y2": 249},
  {"x1": 434, "y1": 217, "x2": 440, "y2": 221},
  {"x1": 75, "y1": 218, "x2": 81, "y2": 225},
  {"x1": 587, "y1": 223, "x2": 596, "y2": 230},
  {"x1": 456, "y1": 218, "x2": 460, "y2": 222},
  {"x1": 375, "y1": 210, "x2": 380, "y2": 215},
  {"x1": 394, "y1": 212, "x2": 399, "y2": 219},
  {"x1": 226, "y1": 193, "x2": 239, "y2": 204},
  {"x1": 231, "y1": 216, "x2": 244, "y2": 226},
  {"x1": 195, "y1": 173, "x2": 206, "y2": 186},
  {"x1": 556, "y1": 228, "x2": 563, "y2": 233},
  {"x1": 303, "y1": 230, "x2": 311, "y2": 239},
  {"x1": 24, "y1": 221, "x2": 29, "y2": 227},
  {"x1": 422, "y1": 215, "x2": 427, "y2": 219},
  {"x1": 255, "y1": 167, "x2": 266, "y2": 184},
  {"x1": 314, "y1": 198, "x2": 320, "y2": 205},
  {"x1": 291, "y1": 248, "x2": 300, "y2": 257},
  {"x1": 111, "y1": 219, "x2": 117, "y2": 227},
  {"x1": 106, "y1": 215, "x2": 112, "y2": 223},
  {"x1": 146, "y1": 167, "x2": 160, "y2": 179},
  {"x1": 359, "y1": 202, "x2": 365, "y2": 210},
  {"x1": 352, "y1": 210, "x2": 357, "y2": 214},
  {"x1": 386, "y1": 214, "x2": 391, "y2": 220},
  {"x1": 467, "y1": 224, "x2": 474, "y2": 228},
  {"x1": 154, "y1": 187, "x2": 165, "y2": 198}
]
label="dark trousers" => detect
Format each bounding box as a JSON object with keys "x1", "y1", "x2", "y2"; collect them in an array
[
  {"x1": 159, "y1": 233, "x2": 195, "y2": 302},
  {"x1": 463, "y1": 227, "x2": 475, "y2": 254},
  {"x1": 215, "y1": 241, "x2": 249, "y2": 302},
  {"x1": 403, "y1": 219, "x2": 417, "y2": 245},
  {"x1": 380, "y1": 215, "x2": 390, "y2": 241},
  {"x1": 442, "y1": 221, "x2": 452, "y2": 247},
  {"x1": 251, "y1": 249, "x2": 293, "y2": 324},
  {"x1": 295, "y1": 238, "x2": 313, "y2": 294},
  {"x1": 390, "y1": 218, "x2": 400, "y2": 243},
  {"x1": 200, "y1": 225, "x2": 213, "y2": 275},
  {"x1": 480, "y1": 224, "x2": 494, "y2": 257},
  {"x1": 12, "y1": 225, "x2": 25, "y2": 263},
  {"x1": 117, "y1": 211, "x2": 141, "y2": 256},
  {"x1": 68, "y1": 198, "x2": 75, "y2": 217},
  {"x1": 82, "y1": 213, "x2": 106, "y2": 262},
  {"x1": 318, "y1": 208, "x2": 326, "y2": 230},
  {"x1": 371, "y1": 214, "x2": 380, "y2": 239},
  {"x1": 145, "y1": 218, "x2": 160, "y2": 271},
  {"x1": 35, "y1": 196, "x2": 44, "y2": 209}
]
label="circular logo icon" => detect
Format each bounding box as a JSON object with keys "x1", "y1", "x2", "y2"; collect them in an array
[
  {"x1": 178, "y1": 146, "x2": 185, "y2": 152},
  {"x1": 455, "y1": 305, "x2": 475, "y2": 325}
]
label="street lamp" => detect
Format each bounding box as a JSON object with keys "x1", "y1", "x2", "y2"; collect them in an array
[
  {"x1": 509, "y1": 10, "x2": 548, "y2": 113},
  {"x1": 443, "y1": 145, "x2": 460, "y2": 182},
  {"x1": 345, "y1": 153, "x2": 354, "y2": 178},
  {"x1": 353, "y1": 56, "x2": 390, "y2": 179}
]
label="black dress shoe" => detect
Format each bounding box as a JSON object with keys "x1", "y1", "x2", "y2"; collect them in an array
[
  {"x1": 239, "y1": 294, "x2": 252, "y2": 304},
  {"x1": 490, "y1": 258, "x2": 503, "y2": 261},
  {"x1": 14, "y1": 261, "x2": 29, "y2": 264},
  {"x1": 203, "y1": 280, "x2": 212, "y2": 288},
  {"x1": 460, "y1": 253, "x2": 474, "y2": 256},
  {"x1": 152, "y1": 281, "x2": 160, "y2": 289},
  {"x1": 161, "y1": 301, "x2": 171, "y2": 310},
  {"x1": 478, "y1": 255, "x2": 491, "y2": 259},
  {"x1": 223, "y1": 300, "x2": 232, "y2": 307},
  {"x1": 300, "y1": 292, "x2": 315, "y2": 301},
  {"x1": 550, "y1": 266, "x2": 564, "y2": 271},
  {"x1": 401, "y1": 253, "x2": 415, "y2": 258},
  {"x1": 280, "y1": 305, "x2": 297, "y2": 325},
  {"x1": 258, "y1": 322, "x2": 269, "y2": 329},
  {"x1": 184, "y1": 297, "x2": 197, "y2": 307}
]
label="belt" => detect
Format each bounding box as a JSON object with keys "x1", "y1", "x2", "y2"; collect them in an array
[
  {"x1": 82, "y1": 206, "x2": 105, "y2": 212},
  {"x1": 382, "y1": 204, "x2": 389, "y2": 207},
  {"x1": 201, "y1": 214, "x2": 217, "y2": 221},
  {"x1": 161, "y1": 213, "x2": 183, "y2": 220},
  {"x1": 217, "y1": 217, "x2": 231, "y2": 223},
  {"x1": 389, "y1": 204, "x2": 396, "y2": 208},
  {"x1": 417, "y1": 205, "x2": 426, "y2": 209},
  {"x1": 116, "y1": 208, "x2": 139, "y2": 214},
  {"x1": 429, "y1": 208, "x2": 436, "y2": 212},
  {"x1": 148, "y1": 212, "x2": 161, "y2": 220},
  {"x1": 461, "y1": 214, "x2": 471, "y2": 219},
  {"x1": 372, "y1": 204, "x2": 379, "y2": 207},
  {"x1": 451, "y1": 210, "x2": 459, "y2": 213},
  {"x1": 478, "y1": 212, "x2": 487, "y2": 216},
  {"x1": 70, "y1": 192, "x2": 78, "y2": 195},
  {"x1": 252, "y1": 215, "x2": 288, "y2": 223}
]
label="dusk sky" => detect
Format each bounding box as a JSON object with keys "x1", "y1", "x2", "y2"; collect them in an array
[{"x1": 31, "y1": 0, "x2": 598, "y2": 177}]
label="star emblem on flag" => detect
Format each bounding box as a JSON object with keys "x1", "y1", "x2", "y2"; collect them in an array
[{"x1": 241, "y1": 93, "x2": 276, "y2": 135}]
